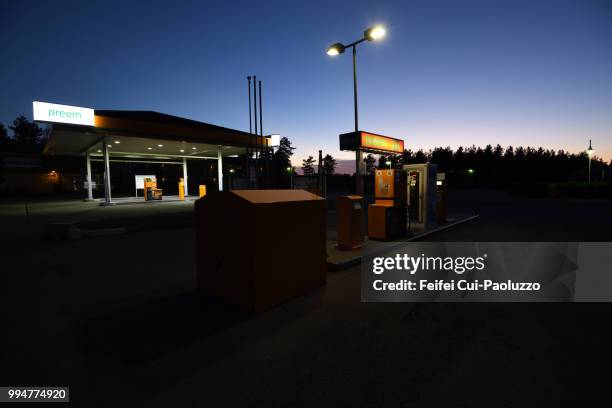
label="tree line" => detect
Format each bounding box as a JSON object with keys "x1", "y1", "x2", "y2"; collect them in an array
[
  {"x1": 0, "y1": 116, "x2": 49, "y2": 153},
  {"x1": 368, "y1": 145, "x2": 610, "y2": 186}
]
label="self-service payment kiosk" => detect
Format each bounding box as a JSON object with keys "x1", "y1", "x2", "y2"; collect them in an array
[
  {"x1": 367, "y1": 169, "x2": 407, "y2": 241},
  {"x1": 403, "y1": 163, "x2": 437, "y2": 229}
]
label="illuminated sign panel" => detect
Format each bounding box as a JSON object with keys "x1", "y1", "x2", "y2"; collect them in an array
[
  {"x1": 360, "y1": 132, "x2": 404, "y2": 153},
  {"x1": 339, "y1": 131, "x2": 404, "y2": 154},
  {"x1": 269, "y1": 134, "x2": 280, "y2": 147},
  {"x1": 33, "y1": 101, "x2": 95, "y2": 126}
]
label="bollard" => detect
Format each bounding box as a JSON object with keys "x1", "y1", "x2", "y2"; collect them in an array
[
  {"x1": 336, "y1": 195, "x2": 363, "y2": 250},
  {"x1": 178, "y1": 178, "x2": 185, "y2": 201}
]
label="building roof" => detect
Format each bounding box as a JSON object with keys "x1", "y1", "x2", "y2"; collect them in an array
[
  {"x1": 93, "y1": 110, "x2": 254, "y2": 137},
  {"x1": 43, "y1": 109, "x2": 268, "y2": 159}
]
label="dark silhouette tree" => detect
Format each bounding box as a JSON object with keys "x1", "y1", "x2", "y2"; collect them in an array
[
  {"x1": 363, "y1": 154, "x2": 376, "y2": 174},
  {"x1": 414, "y1": 149, "x2": 427, "y2": 163},
  {"x1": 271, "y1": 137, "x2": 295, "y2": 187},
  {"x1": 272, "y1": 137, "x2": 295, "y2": 169},
  {"x1": 401, "y1": 149, "x2": 414, "y2": 165},
  {"x1": 430, "y1": 147, "x2": 454, "y2": 172},
  {"x1": 322, "y1": 154, "x2": 337, "y2": 175},
  {"x1": 9, "y1": 116, "x2": 45, "y2": 152},
  {"x1": 302, "y1": 155, "x2": 316, "y2": 175}
]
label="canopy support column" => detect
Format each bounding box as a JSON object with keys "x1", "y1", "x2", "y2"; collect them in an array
[
  {"x1": 217, "y1": 148, "x2": 223, "y2": 191},
  {"x1": 85, "y1": 152, "x2": 94, "y2": 201},
  {"x1": 182, "y1": 157, "x2": 189, "y2": 196},
  {"x1": 102, "y1": 138, "x2": 114, "y2": 206}
]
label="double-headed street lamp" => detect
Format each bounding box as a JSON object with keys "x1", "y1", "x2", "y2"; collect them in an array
[
  {"x1": 327, "y1": 25, "x2": 386, "y2": 194},
  {"x1": 586, "y1": 140, "x2": 594, "y2": 184}
]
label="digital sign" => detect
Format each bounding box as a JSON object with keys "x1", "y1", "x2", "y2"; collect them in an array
[
  {"x1": 33, "y1": 101, "x2": 95, "y2": 126},
  {"x1": 339, "y1": 131, "x2": 404, "y2": 154},
  {"x1": 360, "y1": 132, "x2": 404, "y2": 153}
]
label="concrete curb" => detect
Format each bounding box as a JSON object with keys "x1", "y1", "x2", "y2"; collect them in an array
[{"x1": 326, "y1": 215, "x2": 480, "y2": 272}]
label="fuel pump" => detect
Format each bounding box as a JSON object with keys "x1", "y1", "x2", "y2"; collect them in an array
[{"x1": 367, "y1": 169, "x2": 407, "y2": 240}]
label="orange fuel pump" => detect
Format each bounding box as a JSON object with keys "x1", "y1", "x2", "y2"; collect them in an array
[
  {"x1": 178, "y1": 178, "x2": 185, "y2": 201},
  {"x1": 367, "y1": 169, "x2": 407, "y2": 241},
  {"x1": 144, "y1": 178, "x2": 162, "y2": 201}
]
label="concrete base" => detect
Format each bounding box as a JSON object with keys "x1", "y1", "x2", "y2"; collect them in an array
[
  {"x1": 105, "y1": 195, "x2": 198, "y2": 205},
  {"x1": 327, "y1": 214, "x2": 479, "y2": 271}
]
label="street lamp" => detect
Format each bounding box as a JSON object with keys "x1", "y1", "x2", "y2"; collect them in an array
[
  {"x1": 586, "y1": 140, "x2": 594, "y2": 184},
  {"x1": 286, "y1": 166, "x2": 293, "y2": 189},
  {"x1": 326, "y1": 24, "x2": 386, "y2": 194},
  {"x1": 385, "y1": 160, "x2": 392, "y2": 170},
  {"x1": 229, "y1": 168, "x2": 234, "y2": 189}
]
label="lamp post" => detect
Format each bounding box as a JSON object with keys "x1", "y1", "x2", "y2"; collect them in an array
[
  {"x1": 327, "y1": 25, "x2": 386, "y2": 194},
  {"x1": 287, "y1": 166, "x2": 293, "y2": 189},
  {"x1": 586, "y1": 140, "x2": 594, "y2": 184},
  {"x1": 385, "y1": 160, "x2": 392, "y2": 170},
  {"x1": 229, "y1": 168, "x2": 234, "y2": 189}
]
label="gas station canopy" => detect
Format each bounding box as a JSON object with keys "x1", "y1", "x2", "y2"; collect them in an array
[
  {"x1": 35, "y1": 101, "x2": 270, "y2": 204},
  {"x1": 43, "y1": 108, "x2": 268, "y2": 159}
]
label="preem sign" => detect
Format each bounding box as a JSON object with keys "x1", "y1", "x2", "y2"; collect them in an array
[{"x1": 33, "y1": 101, "x2": 95, "y2": 126}]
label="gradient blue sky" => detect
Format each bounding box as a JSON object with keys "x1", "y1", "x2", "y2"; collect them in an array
[{"x1": 1, "y1": 0, "x2": 611, "y2": 165}]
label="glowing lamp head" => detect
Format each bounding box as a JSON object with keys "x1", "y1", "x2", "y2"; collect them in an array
[
  {"x1": 385, "y1": 160, "x2": 391, "y2": 166},
  {"x1": 587, "y1": 140, "x2": 594, "y2": 157},
  {"x1": 364, "y1": 25, "x2": 386, "y2": 41},
  {"x1": 326, "y1": 43, "x2": 346, "y2": 56}
]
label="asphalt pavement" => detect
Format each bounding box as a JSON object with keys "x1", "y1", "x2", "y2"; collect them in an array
[{"x1": 1, "y1": 189, "x2": 610, "y2": 406}]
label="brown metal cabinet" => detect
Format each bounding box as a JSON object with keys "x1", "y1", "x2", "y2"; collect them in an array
[{"x1": 195, "y1": 190, "x2": 327, "y2": 313}]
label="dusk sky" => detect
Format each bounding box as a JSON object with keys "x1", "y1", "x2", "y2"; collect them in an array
[{"x1": 1, "y1": 0, "x2": 611, "y2": 167}]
